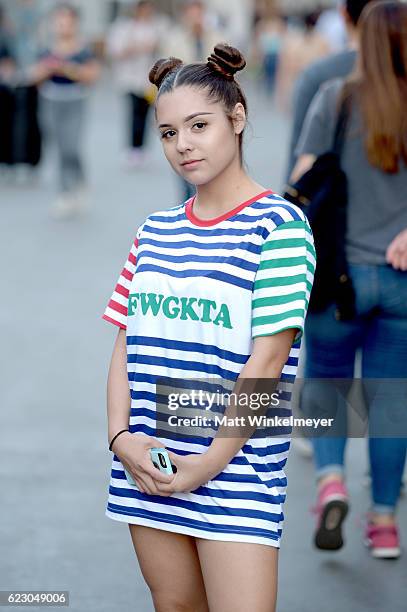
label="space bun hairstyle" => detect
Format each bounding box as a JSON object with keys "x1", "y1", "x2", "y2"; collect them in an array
[
  {"x1": 207, "y1": 43, "x2": 246, "y2": 81},
  {"x1": 148, "y1": 43, "x2": 248, "y2": 162},
  {"x1": 148, "y1": 57, "x2": 183, "y2": 90}
]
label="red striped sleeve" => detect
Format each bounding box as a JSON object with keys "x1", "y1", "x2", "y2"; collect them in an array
[{"x1": 102, "y1": 236, "x2": 139, "y2": 329}]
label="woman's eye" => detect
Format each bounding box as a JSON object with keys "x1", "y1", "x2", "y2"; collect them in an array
[
  {"x1": 193, "y1": 122, "x2": 207, "y2": 130},
  {"x1": 161, "y1": 130, "x2": 176, "y2": 139}
]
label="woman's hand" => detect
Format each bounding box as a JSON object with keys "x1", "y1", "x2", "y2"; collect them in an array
[
  {"x1": 154, "y1": 451, "x2": 224, "y2": 495},
  {"x1": 386, "y1": 229, "x2": 407, "y2": 271},
  {"x1": 113, "y1": 433, "x2": 175, "y2": 495}
]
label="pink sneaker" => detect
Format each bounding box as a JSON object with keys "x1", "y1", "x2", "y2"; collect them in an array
[
  {"x1": 312, "y1": 480, "x2": 349, "y2": 550},
  {"x1": 365, "y1": 522, "x2": 401, "y2": 559}
]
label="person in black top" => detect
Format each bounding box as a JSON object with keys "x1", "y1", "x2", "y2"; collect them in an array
[{"x1": 30, "y1": 3, "x2": 100, "y2": 218}]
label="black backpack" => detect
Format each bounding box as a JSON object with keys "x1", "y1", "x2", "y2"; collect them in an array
[{"x1": 283, "y1": 91, "x2": 356, "y2": 321}]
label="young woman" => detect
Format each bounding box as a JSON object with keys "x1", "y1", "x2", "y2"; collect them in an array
[
  {"x1": 292, "y1": 0, "x2": 407, "y2": 558},
  {"x1": 103, "y1": 43, "x2": 315, "y2": 611},
  {"x1": 31, "y1": 3, "x2": 100, "y2": 218}
]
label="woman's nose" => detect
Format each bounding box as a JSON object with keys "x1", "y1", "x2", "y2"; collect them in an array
[{"x1": 176, "y1": 131, "x2": 193, "y2": 153}]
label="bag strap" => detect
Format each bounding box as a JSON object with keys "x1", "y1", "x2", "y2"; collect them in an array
[{"x1": 332, "y1": 88, "x2": 352, "y2": 156}]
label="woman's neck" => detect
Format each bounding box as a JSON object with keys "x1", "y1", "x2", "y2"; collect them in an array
[{"x1": 194, "y1": 162, "x2": 266, "y2": 219}]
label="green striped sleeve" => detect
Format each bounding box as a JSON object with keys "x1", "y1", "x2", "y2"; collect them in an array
[{"x1": 251, "y1": 219, "x2": 316, "y2": 343}]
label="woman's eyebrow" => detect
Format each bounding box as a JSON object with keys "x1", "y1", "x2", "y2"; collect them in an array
[{"x1": 158, "y1": 112, "x2": 214, "y2": 129}]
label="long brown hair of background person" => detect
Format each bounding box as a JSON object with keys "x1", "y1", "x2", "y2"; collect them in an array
[{"x1": 349, "y1": 0, "x2": 407, "y2": 173}]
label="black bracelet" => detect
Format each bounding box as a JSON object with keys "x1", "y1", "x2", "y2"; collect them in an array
[{"x1": 109, "y1": 428, "x2": 129, "y2": 452}]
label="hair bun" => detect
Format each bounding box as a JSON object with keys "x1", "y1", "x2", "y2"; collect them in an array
[
  {"x1": 149, "y1": 57, "x2": 183, "y2": 89},
  {"x1": 207, "y1": 43, "x2": 246, "y2": 80}
]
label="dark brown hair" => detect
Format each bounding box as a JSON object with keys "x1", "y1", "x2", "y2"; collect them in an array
[
  {"x1": 149, "y1": 43, "x2": 248, "y2": 162},
  {"x1": 353, "y1": 0, "x2": 407, "y2": 173},
  {"x1": 345, "y1": 0, "x2": 374, "y2": 25}
]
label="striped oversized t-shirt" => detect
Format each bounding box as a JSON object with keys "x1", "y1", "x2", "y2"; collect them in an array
[{"x1": 102, "y1": 189, "x2": 316, "y2": 547}]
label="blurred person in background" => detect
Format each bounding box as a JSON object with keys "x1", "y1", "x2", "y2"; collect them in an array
[
  {"x1": 286, "y1": 0, "x2": 374, "y2": 464},
  {"x1": 291, "y1": 0, "x2": 407, "y2": 559},
  {"x1": 162, "y1": 0, "x2": 224, "y2": 200},
  {"x1": 8, "y1": 0, "x2": 42, "y2": 78},
  {"x1": 252, "y1": 6, "x2": 287, "y2": 95},
  {"x1": 205, "y1": 0, "x2": 255, "y2": 53},
  {"x1": 274, "y1": 11, "x2": 330, "y2": 113},
  {"x1": 163, "y1": 0, "x2": 223, "y2": 63},
  {"x1": 0, "y1": 3, "x2": 16, "y2": 169},
  {"x1": 30, "y1": 3, "x2": 100, "y2": 219},
  {"x1": 1, "y1": 2, "x2": 42, "y2": 179},
  {"x1": 251, "y1": 7, "x2": 286, "y2": 97},
  {"x1": 0, "y1": 3, "x2": 15, "y2": 82},
  {"x1": 107, "y1": 0, "x2": 163, "y2": 169},
  {"x1": 286, "y1": 0, "x2": 374, "y2": 179},
  {"x1": 314, "y1": 3, "x2": 348, "y2": 54}
]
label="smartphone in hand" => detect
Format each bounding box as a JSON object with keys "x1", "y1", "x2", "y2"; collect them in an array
[
  {"x1": 150, "y1": 447, "x2": 177, "y2": 475},
  {"x1": 123, "y1": 447, "x2": 176, "y2": 487}
]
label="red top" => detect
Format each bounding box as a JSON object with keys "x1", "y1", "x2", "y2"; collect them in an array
[{"x1": 185, "y1": 189, "x2": 274, "y2": 227}]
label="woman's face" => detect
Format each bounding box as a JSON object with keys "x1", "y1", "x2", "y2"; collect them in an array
[
  {"x1": 155, "y1": 86, "x2": 245, "y2": 186},
  {"x1": 53, "y1": 9, "x2": 78, "y2": 38}
]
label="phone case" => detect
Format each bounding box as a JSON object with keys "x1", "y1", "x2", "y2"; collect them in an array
[
  {"x1": 150, "y1": 447, "x2": 174, "y2": 475},
  {"x1": 123, "y1": 448, "x2": 175, "y2": 487},
  {"x1": 123, "y1": 467, "x2": 137, "y2": 486}
]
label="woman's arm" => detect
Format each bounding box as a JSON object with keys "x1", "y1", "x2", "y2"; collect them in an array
[
  {"x1": 59, "y1": 59, "x2": 101, "y2": 84},
  {"x1": 107, "y1": 328, "x2": 131, "y2": 448},
  {"x1": 27, "y1": 59, "x2": 53, "y2": 85},
  {"x1": 289, "y1": 80, "x2": 340, "y2": 181},
  {"x1": 155, "y1": 329, "x2": 297, "y2": 495},
  {"x1": 289, "y1": 152, "x2": 316, "y2": 183},
  {"x1": 107, "y1": 328, "x2": 174, "y2": 493},
  {"x1": 204, "y1": 329, "x2": 297, "y2": 472}
]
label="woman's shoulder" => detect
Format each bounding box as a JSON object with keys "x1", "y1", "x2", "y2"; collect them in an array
[
  {"x1": 256, "y1": 192, "x2": 309, "y2": 229},
  {"x1": 305, "y1": 76, "x2": 346, "y2": 129},
  {"x1": 317, "y1": 76, "x2": 346, "y2": 103}
]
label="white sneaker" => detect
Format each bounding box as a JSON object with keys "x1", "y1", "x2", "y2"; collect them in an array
[
  {"x1": 50, "y1": 186, "x2": 89, "y2": 219},
  {"x1": 50, "y1": 193, "x2": 77, "y2": 219},
  {"x1": 72, "y1": 184, "x2": 90, "y2": 214}
]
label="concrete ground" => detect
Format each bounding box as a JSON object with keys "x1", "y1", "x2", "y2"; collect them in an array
[{"x1": 0, "y1": 77, "x2": 406, "y2": 612}]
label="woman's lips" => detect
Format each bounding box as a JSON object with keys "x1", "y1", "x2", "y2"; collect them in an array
[{"x1": 181, "y1": 160, "x2": 203, "y2": 170}]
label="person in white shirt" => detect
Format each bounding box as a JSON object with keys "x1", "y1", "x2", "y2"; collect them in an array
[
  {"x1": 161, "y1": 0, "x2": 224, "y2": 200},
  {"x1": 107, "y1": 1, "x2": 164, "y2": 168}
]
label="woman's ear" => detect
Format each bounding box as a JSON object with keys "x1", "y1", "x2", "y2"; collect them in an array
[{"x1": 232, "y1": 102, "x2": 246, "y2": 135}]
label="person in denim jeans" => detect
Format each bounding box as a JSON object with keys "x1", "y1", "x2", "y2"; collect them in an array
[{"x1": 291, "y1": 1, "x2": 407, "y2": 558}]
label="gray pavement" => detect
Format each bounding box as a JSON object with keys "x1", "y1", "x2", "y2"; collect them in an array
[{"x1": 0, "y1": 77, "x2": 406, "y2": 612}]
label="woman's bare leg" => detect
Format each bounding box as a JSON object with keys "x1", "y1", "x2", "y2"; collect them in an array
[
  {"x1": 128, "y1": 524, "x2": 209, "y2": 612},
  {"x1": 196, "y1": 539, "x2": 279, "y2": 612}
]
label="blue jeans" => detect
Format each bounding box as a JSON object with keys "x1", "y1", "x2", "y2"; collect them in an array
[
  {"x1": 302, "y1": 263, "x2": 407, "y2": 514},
  {"x1": 263, "y1": 52, "x2": 279, "y2": 94}
]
